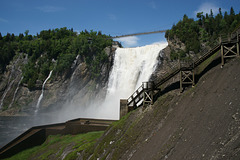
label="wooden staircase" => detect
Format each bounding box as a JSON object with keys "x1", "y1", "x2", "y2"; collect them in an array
[{"x1": 126, "y1": 26, "x2": 240, "y2": 109}]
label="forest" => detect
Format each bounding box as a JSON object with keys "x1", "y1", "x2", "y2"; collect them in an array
[
  {"x1": 0, "y1": 28, "x2": 112, "y2": 90},
  {"x1": 165, "y1": 7, "x2": 240, "y2": 60}
]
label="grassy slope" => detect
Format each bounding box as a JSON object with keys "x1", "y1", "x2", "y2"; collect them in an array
[
  {"x1": 4, "y1": 131, "x2": 104, "y2": 160},
  {"x1": 81, "y1": 93, "x2": 177, "y2": 160}
]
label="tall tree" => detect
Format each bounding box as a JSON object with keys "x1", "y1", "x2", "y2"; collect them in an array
[
  {"x1": 197, "y1": 12, "x2": 204, "y2": 27},
  {"x1": 210, "y1": 9, "x2": 214, "y2": 18},
  {"x1": 24, "y1": 30, "x2": 29, "y2": 36},
  {"x1": 230, "y1": 7, "x2": 235, "y2": 16},
  {"x1": 19, "y1": 33, "x2": 24, "y2": 40},
  {"x1": 218, "y1": 8, "x2": 223, "y2": 19},
  {"x1": 5, "y1": 33, "x2": 11, "y2": 42}
]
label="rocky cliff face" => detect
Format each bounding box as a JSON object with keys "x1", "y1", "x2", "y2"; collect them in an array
[
  {"x1": 0, "y1": 44, "x2": 118, "y2": 116},
  {"x1": 150, "y1": 37, "x2": 185, "y2": 83},
  {"x1": 0, "y1": 53, "x2": 28, "y2": 114}
]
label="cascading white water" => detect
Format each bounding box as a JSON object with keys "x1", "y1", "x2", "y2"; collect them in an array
[
  {"x1": 93, "y1": 42, "x2": 168, "y2": 120},
  {"x1": 35, "y1": 70, "x2": 53, "y2": 113},
  {"x1": 0, "y1": 80, "x2": 15, "y2": 109},
  {"x1": 0, "y1": 56, "x2": 21, "y2": 109},
  {"x1": 57, "y1": 42, "x2": 167, "y2": 121},
  {"x1": 9, "y1": 77, "x2": 23, "y2": 108}
]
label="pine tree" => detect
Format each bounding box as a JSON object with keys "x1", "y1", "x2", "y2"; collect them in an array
[{"x1": 230, "y1": 7, "x2": 235, "y2": 16}]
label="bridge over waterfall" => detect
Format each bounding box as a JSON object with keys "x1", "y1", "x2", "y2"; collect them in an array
[
  {"x1": 121, "y1": 26, "x2": 240, "y2": 114},
  {"x1": 110, "y1": 30, "x2": 167, "y2": 39}
]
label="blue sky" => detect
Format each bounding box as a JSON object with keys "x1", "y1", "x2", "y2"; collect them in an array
[{"x1": 0, "y1": 0, "x2": 240, "y2": 47}]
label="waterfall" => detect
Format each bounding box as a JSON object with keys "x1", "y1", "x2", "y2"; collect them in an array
[
  {"x1": 35, "y1": 70, "x2": 53, "y2": 113},
  {"x1": 0, "y1": 56, "x2": 20, "y2": 109},
  {"x1": 91, "y1": 42, "x2": 168, "y2": 120},
  {"x1": 58, "y1": 42, "x2": 167, "y2": 121},
  {"x1": 0, "y1": 80, "x2": 15, "y2": 109},
  {"x1": 9, "y1": 77, "x2": 23, "y2": 108}
]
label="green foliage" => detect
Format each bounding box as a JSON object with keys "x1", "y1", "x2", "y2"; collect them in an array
[
  {"x1": 22, "y1": 61, "x2": 38, "y2": 90},
  {"x1": 0, "y1": 28, "x2": 113, "y2": 89},
  {"x1": 56, "y1": 53, "x2": 76, "y2": 72},
  {"x1": 0, "y1": 40, "x2": 17, "y2": 73},
  {"x1": 165, "y1": 7, "x2": 240, "y2": 60}
]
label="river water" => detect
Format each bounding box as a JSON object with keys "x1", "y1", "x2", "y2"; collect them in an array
[
  {"x1": 0, "y1": 115, "x2": 62, "y2": 148},
  {"x1": 0, "y1": 116, "x2": 32, "y2": 148}
]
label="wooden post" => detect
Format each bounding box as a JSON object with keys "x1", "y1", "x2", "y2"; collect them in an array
[
  {"x1": 120, "y1": 99, "x2": 128, "y2": 119},
  {"x1": 221, "y1": 43, "x2": 224, "y2": 67},
  {"x1": 237, "y1": 31, "x2": 239, "y2": 57},
  {"x1": 150, "y1": 90, "x2": 153, "y2": 105},
  {"x1": 192, "y1": 62, "x2": 195, "y2": 87},
  {"x1": 180, "y1": 70, "x2": 183, "y2": 92},
  {"x1": 143, "y1": 90, "x2": 146, "y2": 107},
  {"x1": 133, "y1": 98, "x2": 136, "y2": 109},
  {"x1": 142, "y1": 82, "x2": 154, "y2": 107},
  {"x1": 192, "y1": 70, "x2": 195, "y2": 87}
]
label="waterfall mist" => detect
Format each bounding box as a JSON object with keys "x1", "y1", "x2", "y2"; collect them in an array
[
  {"x1": 0, "y1": 42, "x2": 168, "y2": 147},
  {"x1": 56, "y1": 42, "x2": 168, "y2": 121}
]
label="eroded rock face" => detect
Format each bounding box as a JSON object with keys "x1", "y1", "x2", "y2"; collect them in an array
[
  {"x1": 150, "y1": 38, "x2": 183, "y2": 84},
  {"x1": 0, "y1": 44, "x2": 117, "y2": 116},
  {"x1": 0, "y1": 53, "x2": 28, "y2": 113}
]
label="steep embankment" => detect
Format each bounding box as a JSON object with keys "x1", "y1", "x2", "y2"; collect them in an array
[
  {"x1": 131, "y1": 58, "x2": 240, "y2": 159},
  {"x1": 84, "y1": 58, "x2": 240, "y2": 160}
]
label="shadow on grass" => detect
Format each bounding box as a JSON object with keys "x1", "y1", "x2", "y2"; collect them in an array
[
  {"x1": 195, "y1": 57, "x2": 222, "y2": 84},
  {"x1": 153, "y1": 56, "x2": 222, "y2": 101}
]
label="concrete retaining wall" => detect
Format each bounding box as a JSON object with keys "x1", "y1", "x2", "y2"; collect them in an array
[{"x1": 0, "y1": 118, "x2": 114, "y2": 159}]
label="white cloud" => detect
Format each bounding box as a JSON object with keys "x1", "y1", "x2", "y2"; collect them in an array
[
  {"x1": 151, "y1": 41, "x2": 168, "y2": 46},
  {"x1": 0, "y1": 18, "x2": 8, "y2": 23},
  {"x1": 194, "y1": 2, "x2": 220, "y2": 16},
  {"x1": 37, "y1": 5, "x2": 65, "y2": 13},
  {"x1": 115, "y1": 36, "x2": 139, "y2": 47}
]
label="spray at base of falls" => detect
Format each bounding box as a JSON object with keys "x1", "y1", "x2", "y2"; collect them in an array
[{"x1": 35, "y1": 70, "x2": 53, "y2": 113}]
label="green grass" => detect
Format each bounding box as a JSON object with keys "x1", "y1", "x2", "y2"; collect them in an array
[
  {"x1": 3, "y1": 146, "x2": 40, "y2": 160},
  {"x1": 194, "y1": 51, "x2": 220, "y2": 75},
  {"x1": 86, "y1": 112, "x2": 131, "y2": 160},
  {"x1": 4, "y1": 131, "x2": 104, "y2": 160}
]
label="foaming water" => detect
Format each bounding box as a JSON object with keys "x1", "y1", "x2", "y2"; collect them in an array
[
  {"x1": 56, "y1": 42, "x2": 168, "y2": 121},
  {"x1": 100, "y1": 42, "x2": 168, "y2": 119}
]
